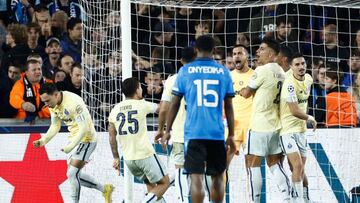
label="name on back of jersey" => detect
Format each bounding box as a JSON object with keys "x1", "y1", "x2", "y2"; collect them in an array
[{"x1": 188, "y1": 66, "x2": 224, "y2": 74}]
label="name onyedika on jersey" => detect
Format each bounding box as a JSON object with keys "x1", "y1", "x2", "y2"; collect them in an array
[{"x1": 188, "y1": 66, "x2": 225, "y2": 74}]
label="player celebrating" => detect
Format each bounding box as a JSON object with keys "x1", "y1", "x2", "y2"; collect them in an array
[
  {"x1": 33, "y1": 83, "x2": 113, "y2": 203},
  {"x1": 240, "y1": 38, "x2": 291, "y2": 203},
  {"x1": 155, "y1": 47, "x2": 196, "y2": 203},
  {"x1": 163, "y1": 35, "x2": 236, "y2": 203},
  {"x1": 108, "y1": 77, "x2": 170, "y2": 203},
  {"x1": 280, "y1": 53, "x2": 316, "y2": 203},
  {"x1": 227, "y1": 44, "x2": 254, "y2": 163}
]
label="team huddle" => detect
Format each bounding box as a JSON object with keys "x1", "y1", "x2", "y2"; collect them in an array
[{"x1": 33, "y1": 35, "x2": 316, "y2": 203}]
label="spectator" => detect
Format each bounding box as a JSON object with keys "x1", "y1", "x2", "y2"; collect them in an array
[
  {"x1": 343, "y1": 50, "x2": 360, "y2": 88},
  {"x1": 247, "y1": 4, "x2": 278, "y2": 46},
  {"x1": 0, "y1": 63, "x2": 21, "y2": 118},
  {"x1": 310, "y1": 57, "x2": 325, "y2": 82},
  {"x1": 235, "y1": 32, "x2": 250, "y2": 48},
  {"x1": 43, "y1": 37, "x2": 62, "y2": 79},
  {"x1": 27, "y1": 22, "x2": 45, "y2": 56},
  {"x1": 353, "y1": 28, "x2": 360, "y2": 52},
  {"x1": 45, "y1": 0, "x2": 83, "y2": 20},
  {"x1": 60, "y1": 18, "x2": 82, "y2": 62},
  {"x1": 10, "y1": 0, "x2": 34, "y2": 24},
  {"x1": 276, "y1": 45, "x2": 293, "y2": 72},
  {"x1": 275, "y1": 16, "x2": 299, "y2": 52},
  {"x1": 38, "y1": 20, "x2": 52, "y2": 48},
  {"x1": 32, "y1": 4, "x2": 50, "y2": 27},
  {"x1": 314, "y1": 23, "x2": 350, "y2": 73},
  {"x1": 56, "y1": 62, "x2": 83, "y2": 96},
  {"x1": 58, "y1": 54, "x2": 74, "y2": 74},
  {"x1": 308, "y1": 64, "x2": 327, "y2": 123},
  {"x1": 225, "y1": 55, "x2": 235, "y2": 71},
  {"x1": 1, "y1": 23, "x2": 31, "y2": 71},
  {"x1": 135, "y1": 21, "x2": 175, "y2": 62},
  {"x1": 347, "y1": 71, "x2": 360, "y2": 125},
  {"x1": 27, "y1": 53, "x2": 43, "y2": 71},
  {"x1": 54, "y1": 69, "x2": 66, "y2": 82},
  {"x1": 96, "y1": 51, "x2": 122, "y2": 119},
  {"x1": 9, "y1": 59, "x2": 52, "y2": 121},
  {"x1": 143, "y1": 66, "x2": 163, "y2": 103},
  {"x1": 150, "y1": 46, "x2": 175, "y2": 78},
  {"x1": 51, "y1": 10, "x2": 69, "y2": 38},
  {"x1": 317, "y1": 69, "x2": 357, "y2": 127}
]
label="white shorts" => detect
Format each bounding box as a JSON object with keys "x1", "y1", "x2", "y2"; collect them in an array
[
  {"x1": 245, "y1": 130, "x2": 282, "y2": 156},
  {"x1": 170, "y1": 142, "x2": 185, "y2": 166},
  {"x1": 279, "y1": 132, "x2": 308, "y2": 157},
  {"x1": 125, "y1": 154, "x2": 167, "y2": 184},
  {"x1": 69, "y1": 142, "x2": 97, "y2": 163}
]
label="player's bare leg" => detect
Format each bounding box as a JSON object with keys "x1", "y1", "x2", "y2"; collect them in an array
[
  {"x1": 211, "y1": 172, "x2": 225, "y2": 203},
  {"x1": 190, "y1": 174, "x2": 205, "y2": 203},
  {"x1": 142, "y1": 175, "x2": 170, "y2": 203},
  {"x1": 67, "y1": 159, "x2": 113, "y2": 203},
  {"x1": 287, "y1": 152, "x2": 304, "y2": 203},
  {"x1": 267, "y1": 154, "x2": 291, "y2": 203}
]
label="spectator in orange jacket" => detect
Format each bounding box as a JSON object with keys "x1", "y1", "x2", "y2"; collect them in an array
[
  {"x1": 9, "y1": 59, "x2": 52, "y2": 122},
  {"x1": 317, "y1": 69, "x2": 357, "y2": 127}
]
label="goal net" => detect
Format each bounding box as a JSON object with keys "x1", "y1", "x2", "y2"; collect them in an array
[{"x1": 79, "y1": 0, "x2": 360, "y2": 202}]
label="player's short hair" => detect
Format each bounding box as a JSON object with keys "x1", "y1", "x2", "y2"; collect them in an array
[
  {"x1": 181, "y1": 47, "x2": 196, "y2": 64},
  {"x1": 67, "y1": 18, "x2": 81, "y2": 31},
  {"x1": 195, "y1": 35, "x2": 215, "y2": 53},
  {"x1": 291, "y1": 52, "x2": 304, "y2": 63},
  {"x1": 279, "y1": 45, "x2": 293, "y2": 64},
  {"x1": 71, "y1": 62, "x2": 83, "y2": 73},
  {"x1": 262, "y1": 37, "x2": 280, "y2": 55},
  {"x1": 25, "y1": 59, "x2": 41, "y2": 71},
  {"x1": 39, "y1": 83, "x2": 58, "y2": 95},
  {"x1": 123, "y1": 77, "x2": 140, "y2": 97},
  {"x1": 233, "y1": 44, "x2": 249, "y2": 54}
]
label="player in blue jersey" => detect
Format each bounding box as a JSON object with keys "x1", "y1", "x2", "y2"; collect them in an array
[{"x1": 162, "y1": 35, "x2": 236, "y2": 203}]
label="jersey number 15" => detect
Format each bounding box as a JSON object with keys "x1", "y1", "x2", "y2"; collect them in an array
[{"x1": 194, "y1": 79, "x2": 219, "y2": 107}]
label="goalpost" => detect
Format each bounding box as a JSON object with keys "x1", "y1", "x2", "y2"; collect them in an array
[{"x1": 79, "y1": 0, "x2": 360, "y2": 202}]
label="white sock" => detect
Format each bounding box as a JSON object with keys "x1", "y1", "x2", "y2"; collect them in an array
[
  {"x1": 269, "y1": 163, "x2": 291, "y2": 201},
  {"x1": 142, "y1": 192, "x2": 158, "y2": 203},
  {"x1": 175, "y1": 168, "x2": 190, "y2": 203},
  {"x1": 79, "y1": 171, "x2": 104, "y2": 192},
  {"x1": 204, "y1": 174, "x2": 212, "y2": 203},
  {"x1": 67, "y1": 165, "x2": 81, "y2": 203},
  {"x1": 303, "y1": 186, "x2": 311, "y2": 203},
  {"x1": 247, "y1": 167, "x2": 262, "y2": 203},
  {"x1": 292, "y1": 181, "x2": 304, "y2": 203}
]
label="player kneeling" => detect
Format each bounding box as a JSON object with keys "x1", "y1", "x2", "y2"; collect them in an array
[{"x1": 108, "y1": 77, "x2": 170, "y2": 203}]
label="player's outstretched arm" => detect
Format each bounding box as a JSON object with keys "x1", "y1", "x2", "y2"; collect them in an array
[
  {"x1": 108, "y1": 122, "x2": 120, "y2": 172},
  {"x1": 288, "y1": 102, "x2": 317, "y2": 131},
  {"x1": 224, "y1": 97, "x2": 236, "y2": 154},
  {"x1": 33, "y1": 114, "x2": 61, "y2": 148}
]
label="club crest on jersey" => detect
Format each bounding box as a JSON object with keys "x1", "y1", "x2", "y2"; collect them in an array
[
  {"x1": 288, "y1": 143, "x2": 292, "y2": 149},
  {"x1": 287, "y1": 85, "x2": 294, "y2": 93},
  {"x1": 64, "y1": 109, "x2": 70, "y2": 115},
  {"x1": 239, "y1": 81, "x2": 244, "y2": 86},
  {"x1": 251, "y1": 72, "x2": 257, "y2": 80}
]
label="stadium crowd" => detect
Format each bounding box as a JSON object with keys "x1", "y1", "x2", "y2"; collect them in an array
[{"x1": 0, "y1": 1, "x2": 359, "y2": 128}]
